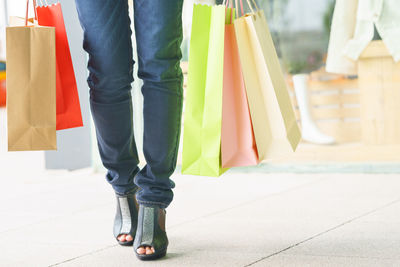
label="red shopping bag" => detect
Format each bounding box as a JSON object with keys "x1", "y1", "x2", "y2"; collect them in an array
[{"x1": 36, "y1": 2, "x2": 83, "y2": 130}]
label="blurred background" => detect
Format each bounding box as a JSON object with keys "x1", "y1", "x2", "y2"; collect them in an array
[{"x1": 1, "y1": 0, "x2": 399, "y2": 176}]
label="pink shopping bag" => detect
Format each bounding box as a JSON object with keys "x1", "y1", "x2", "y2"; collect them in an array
[{"x1": 221, "y1": 5, "x2": 259, "y2": 168}]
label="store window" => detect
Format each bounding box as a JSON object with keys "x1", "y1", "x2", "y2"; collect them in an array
[{"x1": 180, "y1": 0, "x2": 400, "y2": 171}]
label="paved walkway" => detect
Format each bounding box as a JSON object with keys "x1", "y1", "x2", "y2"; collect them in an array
[
  {"x1": 1, "y1": 163, "x2": 400, "y2": 266},
  {"x1": 2, "y1": 109, "x2": 400, "y2": 266}
]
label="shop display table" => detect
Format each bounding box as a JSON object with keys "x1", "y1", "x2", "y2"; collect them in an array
[{"x1": 358, "y1": 41, "x2": 400, "y2": 145}]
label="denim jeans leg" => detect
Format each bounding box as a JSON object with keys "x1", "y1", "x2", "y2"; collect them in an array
[
  {"x1": 133, "y1": 0, "x2": 184, "y2": 208},
  {"x1": 74, "y1": 0, "x2": 140, "y2": 195}
]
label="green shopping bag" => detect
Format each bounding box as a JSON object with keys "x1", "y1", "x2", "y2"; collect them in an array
[{"x1": 181, "y1": 4, "x2": 228, "y2": 177}]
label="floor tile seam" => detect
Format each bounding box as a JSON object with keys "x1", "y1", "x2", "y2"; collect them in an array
[
  {"x1": 243, "y1": 197, "x2": 400, "y2": 267},
  {"x1": 48, "y1": 244, "x2": 118, "y2": 267},
  {"x1": 168, "y1": 177, "x2": 329, "y2": 230},
  {"x1": 280, "y1": 252, "x2": 400, "y2": 261},
  {"x1": 0, "y1": 202, "x2": 114, "y2": 235}
]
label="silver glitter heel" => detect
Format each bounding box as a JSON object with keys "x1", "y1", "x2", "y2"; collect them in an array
[
  {"x1": 113, "y1": 192, "x2": 139, "y2": 246},
  {"x1": 133, "y1": 205, "x2": 168, "y2": 260}
]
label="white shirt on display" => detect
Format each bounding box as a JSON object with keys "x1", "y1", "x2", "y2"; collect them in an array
[{"x1": 326, "y1": 0, "x2": 400, "y2": 75}]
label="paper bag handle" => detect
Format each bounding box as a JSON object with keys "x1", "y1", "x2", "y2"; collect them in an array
[
  {"x1": 245, "y1": 0, "x2": 260, "y2": 14},
  {"x1": 25, "y1": 0, "x2": 38, "y2": 26},
  {"x1": 224, "y1": 0, "x2": 261, "y2": 15},
  {"x1": 223, "y1": 0, "x2": 244, "y2": 19}
]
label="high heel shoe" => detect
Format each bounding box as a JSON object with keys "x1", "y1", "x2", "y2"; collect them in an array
[
  {"x1": 113, "y1": 192, "x2": 138, "y2": 246},
  {"x1": 134, "y1": 205, "x2": 168, "y2": 260}
]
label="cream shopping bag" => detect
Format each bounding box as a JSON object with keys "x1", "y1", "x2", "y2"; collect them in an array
[
  {"x1": 234, "y1": 0, "x2": 301, "y2": 160},
  {"x1": 6, "y1": 0, "x2": 56, "y2": 151}
]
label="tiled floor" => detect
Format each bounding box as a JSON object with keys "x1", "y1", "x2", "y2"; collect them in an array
[{"x1": 2, "y1": 108, "x2": 400, "y2": 266}]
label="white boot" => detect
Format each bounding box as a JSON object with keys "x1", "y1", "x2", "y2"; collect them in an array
[{"x1": 293, "y1": 74, "x2": 336, "y2": 145}]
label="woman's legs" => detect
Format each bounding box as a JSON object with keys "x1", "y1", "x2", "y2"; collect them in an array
[
  {"x1": 133, "y1": 0, "x2": 184, "y2": 209},
  {"x1": 75, "y1": 0, "x2": 184, "y2": 253},
  {"x1": 74, "y1": 0, "x2": 139, "y2": 242},
  {"x1": 133, "y1": 0, "x2": 184, "y2": 255}
]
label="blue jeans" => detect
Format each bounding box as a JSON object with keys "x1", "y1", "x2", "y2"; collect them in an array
[{"x1": 74, "y1": 0, "x2": 184, "y2": 209}]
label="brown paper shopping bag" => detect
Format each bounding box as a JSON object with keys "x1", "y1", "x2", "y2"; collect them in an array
[
  {"x1": 6, "y1": 0, "x2": 56, "y2": 151},
  {"x1": 234, "y1": 0, "x2": 301, "y2": 160}
]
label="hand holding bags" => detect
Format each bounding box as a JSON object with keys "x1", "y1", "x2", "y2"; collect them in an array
[
  {"x1": 6, "y1": 0, "x2": 56, "y2": 151},
  {"x1": 234, "y1": 0, "x2": 301, "y2": 160},
  {"x1": 36, "y1": 0, "x2": 83, "y2": 130}
]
